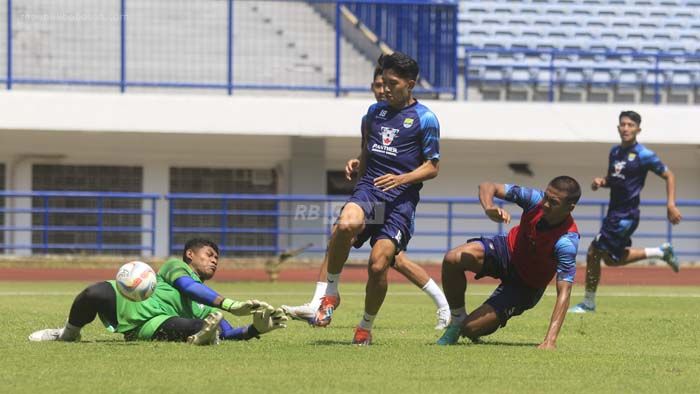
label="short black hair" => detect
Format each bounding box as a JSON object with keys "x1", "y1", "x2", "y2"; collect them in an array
[
  {"x1": 182, "y1": 238, "x2": 219, "y2": 263},
  {"x1": 619, "y1": 110, "x2": 642, "y2": 126},
  {"x1": 373, "y1": 64, "x2": 383, "y2": 80},
  {"x1": 381, "y1": 51, "x2": 419, "y2": 81},
  {"x1": 549, "y1": 176, "x2": 581, "y2": 204}
]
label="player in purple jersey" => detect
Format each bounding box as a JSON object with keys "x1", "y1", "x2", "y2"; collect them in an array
[
  {"x1": 569, "y1": 111, "x2": 682, "y2": 314},
  {"x1": 311, "y1": 52, "x2": 441, "y2": 345},
  {"x1": 282, "y1": 63, "x2": 450, "y2": 330}
]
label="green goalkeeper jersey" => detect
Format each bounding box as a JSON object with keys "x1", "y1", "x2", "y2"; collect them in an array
[{"x1": 105, "y1": 258, "x2": 216, "y2": 340}]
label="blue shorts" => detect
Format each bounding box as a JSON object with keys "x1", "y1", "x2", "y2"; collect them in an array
[
  {"x1": 345, "y1": 186, "x2": 416, "y2": 253},
  {"x1": 591, "y1": 210, "x2": 640, "y2": 262},
  {"x1": 469, "y1": 235, "x2": 545, "y2": 328}
]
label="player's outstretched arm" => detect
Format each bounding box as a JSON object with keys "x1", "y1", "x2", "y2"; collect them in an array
[
  {"x1": 172, "y1": 277, "x2": 273, "y2": 316},
  {"x1": 374, "y1": 159, "x2": 439, "y2": 192},
  {"x1": 660, "y1": 169, "x2": 682, "y2": 224},
  {"x1": 539, "y1": 280, "x2": 573, "y2": 350},
  {"x1": 478, "y1": 182, "x2": 511, "y2": 224}
]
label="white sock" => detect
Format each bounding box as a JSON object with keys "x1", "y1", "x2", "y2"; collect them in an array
[
  {"x1": 325, "y1": 273, "x2": 341, "y2": 295},
  {"x1": 421, "y1": 278, "x2": 449, "y2": 310},
  {"x1": 645, "y1": 247, "x2": 663, "y2": 258},
  {"x1": 310, "y1": 281, "x2": 327, "y2": 309},
  {"x1": 358, "y1": 312, "x2": 376, "y2": 330},
  {"x1": 583, "y1": 290, "x2": 596, "y2": 308},
  {"x1": 59, "y1": 322, "x2": 81, "y2": 341},
  {"x1": 449, "y1": 307, "x2": 467, "y2": 327}
]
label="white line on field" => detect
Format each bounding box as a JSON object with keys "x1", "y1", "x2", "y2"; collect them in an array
[{"x1": 1, "y1": 291, "x2": 699, "y2": 297}]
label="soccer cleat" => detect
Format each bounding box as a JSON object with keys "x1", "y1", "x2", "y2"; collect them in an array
[
  {"x1": 661, "y1": 243, "x2": 680, "y2": 273},
  {"x1": 281, "y1": 303, "x2": 316, "y2": 324},
  {"x1": 187, "y1": 311, "x2": 223, "y2": 346},
  {"x1": 352, "y1": 326, "x2": 373, "y2": 346},
  {"x1": 436, "y1": 325, "x2": 461, "y2": 346},
  {"x1": 312, "y1": 294, "x2": 340, "y2": 327},
  {"x1": 435, "y1": 307, "x2": 451, "y2": 330},
  {"x1": 568, "y1": 302, "x2": 595, "y2": 314},
  {"x1": 28, "y1": 328, "x2": 80, "y2": 342}
]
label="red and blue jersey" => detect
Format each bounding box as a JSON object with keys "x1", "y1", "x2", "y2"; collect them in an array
[
  {"x1": 356, "y1": 100, "x2": 440, "y2": 202},
  {"x1": 605, "y1": 142, "x2": 667, "y2": 214},
  {"x1": 504, "y1": 184, "x2": 579, "y2": 288}
]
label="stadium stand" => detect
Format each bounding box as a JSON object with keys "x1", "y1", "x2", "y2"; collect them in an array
[
  {"x1": 459, "y1": 0, "x2": 700, "y2": 103},
  {"x1": 5, "y1": 0, "x2": 373, "y2": 92}
]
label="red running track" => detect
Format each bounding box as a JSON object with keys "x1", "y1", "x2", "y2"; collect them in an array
[{"x1": 0, "y1": 266, "x2": 697, "y2": 286}]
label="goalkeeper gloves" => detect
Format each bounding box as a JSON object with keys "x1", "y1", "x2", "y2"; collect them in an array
[
  {"x1": 252, "y1": 308, "x2": 288, "y2": 334},
  {"x1": 221, "y1": 298, "x2": 273, "y2": 316}
]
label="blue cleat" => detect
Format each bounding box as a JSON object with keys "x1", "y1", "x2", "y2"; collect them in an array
[
  {"x1": 568, "y1": 302, "x2": 595, "y2": 314},
  {"x1": 436, "y1": 325, "x2": 461, "y2": 346},
  {"x1": 661, "y1": 243, "x2": 680, "y2": 273}
]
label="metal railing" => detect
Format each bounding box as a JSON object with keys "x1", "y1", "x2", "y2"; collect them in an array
[
  {"x1": 167, "y1": 193, "x2": 700, "y2": 260},
  {"x1": 0, "y1": 191, "x2": 159, "y2": 254},
  {"x1": 0, "y1": 0, "x2": 457, "y2": 97},
  {"x1": 463, "y1": 47, "x2": 700, "y2": 103},
  {"x1": 2, "y1": 191, "x2": 697, "y2": 258}
]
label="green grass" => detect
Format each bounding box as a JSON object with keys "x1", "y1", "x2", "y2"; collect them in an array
[{"x1": 2, "y1": 281, "x2": 699, "y2": 393}]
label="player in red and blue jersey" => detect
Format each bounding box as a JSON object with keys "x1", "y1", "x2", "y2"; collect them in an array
[
  {"x1": 312, "y1": 52, "x2": 441, "y2": 345},
  {"x1": 569, "y1": 111, "x2": 682, "y2": 314},
  {"x1": 438, "y1": 177, "x2": 581, "y2": 350}
]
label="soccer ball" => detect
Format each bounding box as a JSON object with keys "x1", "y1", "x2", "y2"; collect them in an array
[{"x1": 116, "y1": 261, "x2": 157, "y2": 302}]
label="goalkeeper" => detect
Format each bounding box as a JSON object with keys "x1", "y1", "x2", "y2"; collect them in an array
[{"x1": 28, "y1": 238, "x2": 287, "y2": 345}]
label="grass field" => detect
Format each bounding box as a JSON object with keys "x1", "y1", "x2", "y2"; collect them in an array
[{"x1": 3, "y1": 281, "x2": 699, "y2": 393}]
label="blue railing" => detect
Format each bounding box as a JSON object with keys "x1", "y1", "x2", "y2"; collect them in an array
[
  {"x1": 167, "y1": 193, "x2": 700, "y2": 259},
  {"x1": 0, "y1": 191, "x2": 159, "y2": 254},
  {"x1": 2, "y1": 192, "x2": 698, "y2": 258},
  {"x1": 462, "y1": 47, "x2": 700, "y2": 103},
  {"x1": 1, "y1": 0, "x2": 457, "y2": 97}
]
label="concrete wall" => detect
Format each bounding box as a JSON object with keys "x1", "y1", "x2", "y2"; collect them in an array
[{"x1": 1, "y1": 91, "x2": 698, "y2": 259}]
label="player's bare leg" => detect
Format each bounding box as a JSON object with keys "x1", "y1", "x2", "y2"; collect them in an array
[
  {"x1": 438, "y1": 242, "x2": 485, "y2": 345},
  {"x1": 461, "y1": 304, "x2": 501, "y2": 343},
  {"x1": 393, "y1": 252, "x2": 450, "y2": 329},
  {"x1": 571, "y1": 243, "x2": 678, "y2": 314},
  {"x1": 353, "y1": 239, "x2": 395, "y2": 345},
  {"x1": 313, "y1": 203, "x2": 365, "y2": 327}
]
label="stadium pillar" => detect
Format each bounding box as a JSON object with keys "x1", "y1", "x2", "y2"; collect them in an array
[
  {"x1": 7, "y1": 159, "x2": 31, "y2": 256},
  {"x1": 142, "y1": 162, "x2": 169, "y2": 257},
  {"x1": 287, "y1": 137, "x2": 326, "y2": 253}
]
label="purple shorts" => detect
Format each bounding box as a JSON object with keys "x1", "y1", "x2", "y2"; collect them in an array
[
  {"x1": 469, "y1": 235, "x2": 545, "y2": 327},
  {"x1": 344, "y1": 186, "x2": 416, "y2": 253}
]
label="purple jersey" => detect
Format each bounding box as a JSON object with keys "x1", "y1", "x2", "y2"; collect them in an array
[
  {"x1": 605, "y1": 142, "x2": 667, "y2": 213},
  {"x1": 357, "y1": 100, "x2": 440, "y2": 202}
]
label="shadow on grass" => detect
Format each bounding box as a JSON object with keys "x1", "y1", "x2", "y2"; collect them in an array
[
  {"x1": 476, "y1": 340, "x2": 539, "y2": 347},
  {"x1": 309, "y1": 339, "x2": 376, "y2": 346}
]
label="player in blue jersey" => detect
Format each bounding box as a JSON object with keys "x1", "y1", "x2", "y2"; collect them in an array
[
  {"x1": 282, "y1": 62, "x2": 450, "y2": 330},
  {"x1": 569, "y1": 111, "x2": 682, "y2": 314},
  {"x1": 438, "y1": 178, "x2": 580, "y2": 350},
  {"x1": 311, "y1": 52, "x2": 441, "y2": 345}
]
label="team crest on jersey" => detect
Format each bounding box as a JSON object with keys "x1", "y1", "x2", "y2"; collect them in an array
[
  {"x1": 627, "y1": 153, "x2": 636, "y2": 161},
  {"x1": 380, "y1": 127, "x2": 399, "y2": 146},
  {"x1": 612, "y1": 160, "x2": 626, "y2": 179},
  {"x1": 403, "y1": 118, "x2": 414, "y2": 128},
  {"x1": 377, "y1": 109, "x2": 388, "y2": 119}
]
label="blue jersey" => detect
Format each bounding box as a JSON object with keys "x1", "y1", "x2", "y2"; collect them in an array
[
  {"x1": 605, "y1": 143, "x2": 667, "y2": 213},
  {"x1": 504, "y1": 184, "x2": 579, "y2": 283},
  {"x1": 357, "y1": 100, "x2": 440, "y2": 202}
]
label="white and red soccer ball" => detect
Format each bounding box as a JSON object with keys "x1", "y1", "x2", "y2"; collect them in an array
[{"x1": 116, "y1": 261, "x2": 157, "y2": 302}]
